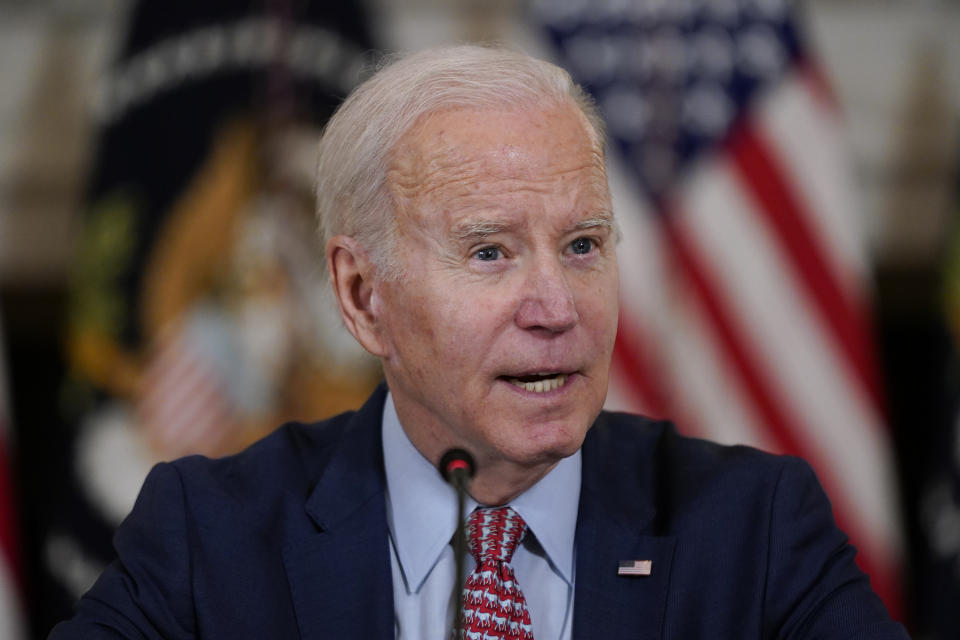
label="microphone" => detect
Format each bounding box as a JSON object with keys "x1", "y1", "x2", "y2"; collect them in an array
[
  {"x1": 440, "y1": 448, "x2": 475, "y2": 488},
  {"x1": 438, "y1": 448, "x2": 475, "y2": 637}
]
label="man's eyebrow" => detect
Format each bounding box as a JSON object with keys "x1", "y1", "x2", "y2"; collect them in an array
[
  {"x1": 450, "y1": 212, "x2": 616, "y2": 240},
  {"x1": 451, "y1": 220, "x2": 512, "y2": 240},
  {"x1": 573, "y1": 212, "x2": 616, "y2": 232}
]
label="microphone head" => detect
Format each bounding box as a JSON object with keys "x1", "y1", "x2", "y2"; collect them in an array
[{"x1": 439, "y1": 448, "x2": 476, "y2": 483}]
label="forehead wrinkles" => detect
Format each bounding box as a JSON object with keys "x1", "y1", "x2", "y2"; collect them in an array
[
  {"x1": 387, "y1": 137, "x2": 608, "y2": 207},
  {"x1": 387, "y1": 139, "x2": 481, "y2": 203}
]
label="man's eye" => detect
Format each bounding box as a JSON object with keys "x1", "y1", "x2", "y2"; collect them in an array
[
  {"x1": 570, "y1": 237, "x2": 594, "y2": 255},
  {"x1": 474, "y1": 246, "x2": 501, "y2": 261}
]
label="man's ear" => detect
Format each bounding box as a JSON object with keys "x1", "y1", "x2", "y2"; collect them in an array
[{"x1": 326, "y1": 235, "x2": 389, "y2": 357}]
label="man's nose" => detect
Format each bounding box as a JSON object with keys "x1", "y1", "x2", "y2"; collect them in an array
[{"x1": 515, "y1": 258, "x2": 579, "y2": 333}]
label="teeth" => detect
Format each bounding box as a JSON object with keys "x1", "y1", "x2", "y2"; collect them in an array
[{"x1": 508, "y1": 374, "x2": 568, "y2": 393}]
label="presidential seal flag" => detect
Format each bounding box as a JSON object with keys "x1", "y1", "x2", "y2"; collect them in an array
[
  {"x1": 534, "y1": 0, "x2": 904, "y2": 619},
  {"x1": 38, "y1": 1, "x2": 379, "y2": 632}
]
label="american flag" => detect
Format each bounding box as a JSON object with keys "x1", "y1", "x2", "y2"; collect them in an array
[
  {"x1": 0, "y1": 312, "x2": 26, "y2": 638},
  {"x1": 138, "y1": 321, "x2": 237, "y2": 459},
  {"x1": 535, "y1": 0, "x2": 903, "y2": 618},
  {"x1": 618, "y1": 559, "x2": 653, "y2": 576}
]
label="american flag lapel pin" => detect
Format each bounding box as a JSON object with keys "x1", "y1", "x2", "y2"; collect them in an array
[{"x1": 617, "y1": 560, "x2": 652, "y2": 576}]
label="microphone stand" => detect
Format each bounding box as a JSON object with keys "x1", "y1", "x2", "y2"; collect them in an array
[
  {"x1": 439, "y1": 449, "x2": 475, "y2": 639},
  {"x1": 451, "y1": 471, "x2": 468, "y2": 636}
]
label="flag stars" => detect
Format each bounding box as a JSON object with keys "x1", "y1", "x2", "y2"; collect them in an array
[
  {"x1": 565, "y1": 34, "x2": 622, "y2": 83},
  {"x1": 703, "y1": 0, "x2": 741, "y2": 25},
  {"x1": 683, "y1": 83, "x2": 735, "y2": 137},
  {"x1": 744, "y1": 0, "x2": 789, "y2": 21},
  {"x1": 649, "y1": 27, "x2": 690, "y2": 80},
  {"x1": 693, "y1": 27, "x2": 736, "y2": 80},
  {"x1": 737, "y1": 24, "x2": 787, "y2": 79},
  {"x1": 542, "y1": 0, "x2": 799, "y2": 196}
]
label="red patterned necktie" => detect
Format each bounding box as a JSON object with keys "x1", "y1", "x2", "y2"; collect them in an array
[{"x1": 458, "y1": 506, "x2": 533, "y2": 640}]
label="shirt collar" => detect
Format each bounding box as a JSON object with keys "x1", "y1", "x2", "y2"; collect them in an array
[
  {"x1": 382, "y1": 391, "x2": 581, "y2": 592},
  {"x1": 510, "y1": 445, "x2": 580, "y2": 585}
]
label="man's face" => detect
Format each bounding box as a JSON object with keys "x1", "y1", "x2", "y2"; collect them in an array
[{"x1": 376, "y1": 101, "x2": 619, "y2": 474}]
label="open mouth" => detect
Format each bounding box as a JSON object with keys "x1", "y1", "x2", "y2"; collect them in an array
[{"x1": 501, "y1": 373, "x2": 569, "y2": 393}]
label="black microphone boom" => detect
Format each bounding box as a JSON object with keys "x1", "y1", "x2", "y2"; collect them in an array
[{"x1": 438, "y1": 448, "x2": 476, "y2": 637}]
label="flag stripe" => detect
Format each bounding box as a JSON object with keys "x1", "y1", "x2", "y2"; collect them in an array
[
  {"x1": 797, "y1": 58, "x2": 840, "y2": 114},
  {"x1": 664, "y1": 212, "x2": 807, "y2": 458},
  {"x1": 0, "y1": 310, "x2": 25, "y2": 638},
  {"x1": 677, "y1": 152, "x2": 898, "y2": 545},
  {"x1": 609, "y1": 163, "x2": 674, "y2": 419},
  {"x1": 537, "y1": 1, "x2": 904, "y2": 619},
  {"x1": 662, "y1": 289, "x2": 779, "y2": 451},
  {"x1": 612, "y1": 320, "x2": 669, "y2": 418},
  {"x1": 0, "y1": 439, "x2": 19, "y2": 584},
  {"x1": 757, "y1": 72, "x2": 867, "y2": 297},
  {"x1": 665, "y1": 207, "x2": 901, "y2": 615},
  {"x1": 726, "y1": 121, "x2": 884, "y2": 414}
]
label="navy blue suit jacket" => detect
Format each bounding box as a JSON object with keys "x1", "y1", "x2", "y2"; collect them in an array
[{"x1": 51, "y1": 385, "x2": 908, "y2": 639}]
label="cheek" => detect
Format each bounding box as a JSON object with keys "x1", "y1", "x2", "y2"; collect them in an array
[
  {"x1": 434, "y1": 297, "x2": 493, "y2": 361},
  {"x1": 423, "y1": 290, "x2": 517, "y2": 393},
  {"x1": 388, "y1": 289, "x2": 476, "y2": 377},
  {"x1": 394, "y1": 296, "x2": 437, "y2": 360}
]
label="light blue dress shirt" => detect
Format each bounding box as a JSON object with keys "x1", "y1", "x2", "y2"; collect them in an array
[{"x1": 382, "y1": 392, "x2": 580, "y2": 640}]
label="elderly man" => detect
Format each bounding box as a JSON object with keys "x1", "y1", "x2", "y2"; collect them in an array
[{"x1": 51, "y1": 45, "x2": 907, "y2": 639}]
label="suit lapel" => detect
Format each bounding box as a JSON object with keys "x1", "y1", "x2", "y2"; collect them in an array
[
  {"x1": 573, "y1": 414, "x2": 676, "y2": 640},
  {"x1": 283, "y1": 386, "x2": 395, "y2": 640}
]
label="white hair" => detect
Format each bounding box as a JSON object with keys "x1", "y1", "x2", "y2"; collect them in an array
[{"x1": 315, "y1": 43, "x2": 606, "y2": 278}]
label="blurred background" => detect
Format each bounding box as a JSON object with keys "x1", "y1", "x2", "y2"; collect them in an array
[{"x1": 0, "y1": 0, "x2": 957, "y2": 637}]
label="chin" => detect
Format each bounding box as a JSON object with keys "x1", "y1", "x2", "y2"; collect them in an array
[{"x1": 504, "y1": 423, "x2": 590, "y2": 468}]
